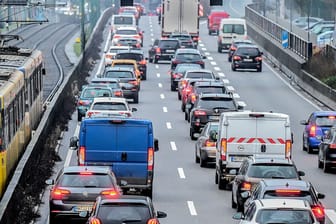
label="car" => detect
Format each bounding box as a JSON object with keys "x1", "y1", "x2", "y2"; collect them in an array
[
  {"x1": 195, "y1": 121, "x2": 219, "y2": 167},
  {"x1": 242, "y1": 179, "x2": 326, "y2": 224},
  {"x1": 111, "y1": 59, "x2": 142, "y2": 80},
  {"x1": 177, "y1": 69, "x2": 218, "y2": 100},
  {"x1": 113, "y1": 36, "x2": 142, "y2": 49},
  {"x1": 170, "y1": 63, "x2": 202, "y2": 91},
  {"x1": 103, "y1": 45, "x2": 130, "y2": 67},
  {"x1": 189, "y1": 93, "x2": 242, "y2": 140},
  {"x1": 233, "y1": 198, "x2": 320, "y2": 224},
  {"x1": 304, "y1": 20, "x2": 335, "y2": 31},
  {"x1": 45, "y1": 166, "x2": 122, "y2": 224},
  {"x1": 148, "y1": 38, "x2": 181, "y2": 63},
  {"x1": 76, "y1": 84, "x2": 115, "y2": 121},
  {"x1": 228, "y1": 39, "x2": 253, "y2": 62},
  {"x1": 112, "y1": 26, "x2": 142, "y2": 47},
  {"x1": 80, "y1": 195, "x2": 167, "y2": 224},
  {"x1": 85, "y1": 97, "x2": 137, "y2": 118},
  {"x1": 231, "y1": 44, "x2": 263, "y2": 72},
  {"x1": 231, "y1": 157, "x2": 305, "y2": 212},
  {"x1": 318, "y1": 124, "x2": 336, "y2": 172},
  {"x1": 115, "y1": 49, "x2": 148, "y2": 80},
  {"x1": 300, "y1": 111, "x2": 336, "y2": 153},
  {"x1": 310, "y1": 23, "x2": 334, "y2": 36},
  {"x1": 170, "y1": 48, "x2": 206, "y2": 70},
  {"x1": 184, "y1": 81, "x2": 228, "y2": 121},
  {"x1": 119, "y1": 6, "x2": 140, "y2": 23},
  {"x1": 292, "y1": 17, "x2": 324, "y2": 29},
  {"x1": 90, "y1": 77, "x2": 124, "y2": 97},
  {"x1": 169, "y1": 32, "x2": 196, "y2": 48},
  {"x1": 101, "y1": 67, "x2": 140, "y2": 103}
]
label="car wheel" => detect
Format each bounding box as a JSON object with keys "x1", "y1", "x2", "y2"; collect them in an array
[
  {"x1": 307, "y1": 145, "x2": 314, "y2": 154},
  {"x1": 231, "y1": 192, "x2": 237, "y2": 209},
  {"x1": 208, "y1": 30, "x2": 211, "y2": 35},
  {"x1": 228, "y1": 56, "x2": 232, "y2": 62},
  {"x1": 149, "y1": 57, "x2": 153, "y2": 63},
  {"x1": 323, "y1": 158, "x2": 330, "y2": 173},
  {"x1": 178, "y1": 92, "x2": 181, "y2": 100},
  {"x1": 195, "y1": 148, "x2": 200, "y2": 163},
  {"x1": 215, "y1": 170, "x2": 218, "y2": 184},
  {"x1": 218, "y1": 172, "x2": 227, "y2": 190},
  {"x1": 302, "y1": 137, "x2": 307, "y2": 151},
  {"x1": 184, "y1": 111, "x2": 188, "y2": 120},
  {"x1": 171, "y1": 85, "x2": 175, "y2": 91},
  {"x1": 154, "y1": 58, "x2": 158, "y2": 64},
  {"x1": 181, "y1": 103, "x2": 185, "y2": 112},
  {"x1": 231, "y1": 64, "x2": 236, "y2": 71},
  {"x1": 142, "y1": 71, "x2": 147, "y2": 80},
  {"x1": 217, "y1": 46, "x2": 222, "y2": 53},
  {"x1": 257, "y1": 65, "x2": 262, "y2": 72},
  {"x1": 200, "y1": 152, "x2": 207, "y2": 168},
  {"x1": 143, "y1": 188, "x2": 153, "y2": 198},
  {"x1": 190, "y1": 128, "x2": 197, "y2": 140},
  {"x1": 318, "y1": 153, "x2": 323, "y2": 169},
  {"x1": 133, "y1": 93, "x2": 139, "y2": 104},
  {"x1": 237, "y1": 194, "x2": 244, "y2": 212}
]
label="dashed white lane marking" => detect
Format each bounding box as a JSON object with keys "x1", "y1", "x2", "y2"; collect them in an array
[
  {"x1": 156, "y1": 73, "x2": 160, "y2": 77},
  {"x1": 151, "y1": 33, "x2": 154, "y2": 36},
  {"x1": 210, "y1": 61, "x2": 217, "y2": 65},
  {"x1": 207, "y1": 56, "x2": 213, "y2": 60},
  {"x1": 163, "y1": 107, "x2": 168, "y2": 112},
  {"x1": 166, "y1": 122, "x2": 172, "y2": 129},
  {"x1": 201, "y1": 47, "x2": 207, "y2": 51},
  {"x1": 187, "y1": 201, "x2": 197, "y2": 216},
  {"x1": 233, "y1": 93, "x2": 240, "y2": 98},
  {"x1": 150, "y1": 28, "x2": 153, "y2": 32},
  {"x1": 158, "y1": 83, "x2": 162, "y2": 88},
  {"x1": 227, "y1": 86, "x2": 235, "y2": 91},
  {"x1": 199, "y1": 43, "x2": 204, "y2": 47},
  {"x1": 199, "y1": 39, "x2": 202, "y2": 43},
  {"x1": 214, "y1": 67, "x2": 221, "y2": 71},
  {"x1": 222, "y1": 79, "x2": 229, "y2": 84},
  {"x1": 155, "y1": 65, "x2": 159, "y2": 69},
  {"x1": 178, "y1": 168, "x2": 185, "y2": 178},
  {"x1": 170, "y1": 141, "x2": 177, "y2": 151},
  {"x1": 151, "y1": 38, "x2": 154, "y2": 42},
  {"x1": 160, "y1": 94, "x2": 165, "y2": 99},
  {"x1": 204, "y1": 52, "x2": 210, "y2": 56},
  {"x1": 218, "y1": 72, "x2": 225, "y2": 77}
]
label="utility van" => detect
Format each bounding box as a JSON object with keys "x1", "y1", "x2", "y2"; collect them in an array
[
  {"x1": 217, "y1": 18, "x2": 247, "y2": 52},
  {"x1": 210, "y1": 111, "x2": 293, "y2": 190},
  {"x1": 111, "y1": 14, "x2": 136, "y2": 37},
  {"x1": 69, "y1": 117, "x2": 159, "y2": 198}
]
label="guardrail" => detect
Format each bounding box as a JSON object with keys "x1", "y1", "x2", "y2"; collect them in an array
[{"x1": 245, "y1": 4, "x2": 312, "y2": 60}]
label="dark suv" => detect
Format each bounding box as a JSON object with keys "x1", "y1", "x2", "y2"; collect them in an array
[
  {"x1": 242, "y1": 179, "x2": 326, "y2": 224},
  {"x1": 148, "y1": 38, "x2": 181, "y2": 63},
  {"x1": 115, "y1": 49, "x2": 148, "y2": 80},
  {"x1": 231, "y1": 157, "x2": 305, "y2": 212},
  {"x1": 189, "y1": 93, "x2": 243, "y2": 140},
  {"x1": 231, "y1": 44, "x2": 263, "y2": 72}
]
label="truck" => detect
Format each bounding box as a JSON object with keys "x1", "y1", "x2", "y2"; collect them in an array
[
  {"x1": 161, "y1": 0, "x2": 200, "y2": 46},
  {"x1": 210, "y1": 111, "x2": 293, "y2": 190},
  {"x1": 69, "y1": 117, "x2": 159, "y2": 198}
]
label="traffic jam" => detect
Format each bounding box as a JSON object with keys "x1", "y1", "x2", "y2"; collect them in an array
[{"x1": 45, "y1": 1, "x2": 336, "y2": 224}]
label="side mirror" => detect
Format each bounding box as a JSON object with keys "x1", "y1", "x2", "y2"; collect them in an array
[
  {"x1": 157, "y1": 211, "x2": 167, "y2": 218},
  {"x1": 232, "y1": 212, "x2": 244, "y2": 220},
  {"x1": 300, "y1": 120, "x2": 308, "y2": 125},
  {"x1": 260, "y1": 51, "x2": 263, "y2": 55},
  {"x1": 145, "y1": 57, "x2": 148, "y2": 60},
  {"x1": 317, "y1": 192, "x2": 325, "y2": 199},
  {"x1": 209, "y1": 130, "x2": 218, "y2": 142},
  {"x1": 154, "y1": 138, "x2": 159, "y2": 151},
  {"x1": 298, "y1": 170, "x2": 305, "y2": 177},
  {"x1": 202, "y1": 55, "x2": 207, "y2": 59},
  {"x1": 215, "y1": 76, "x2": 220, "y2": 80},
  {"x1": 240, "y1": 191, "x2": 251, "y2": 199},
  {"x1": 45, "y1": 179, "x2": 54, "y2": 185},
  {"x1": 69, "y1": 136, "x2": 79, "y2": 150},
  {"x1": 131, "y1": 108, "x2": 137, "y2": 112}
]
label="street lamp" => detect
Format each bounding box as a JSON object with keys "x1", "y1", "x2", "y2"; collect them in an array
[{"x1": 81, "y1": 0, "x2": 85, "y2": 57}]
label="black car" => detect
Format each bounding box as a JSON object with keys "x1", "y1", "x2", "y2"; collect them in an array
[
  {"x1": 101, "y1": 67, "x2": 140, "y2": 103},
  {"x1": 46, "y1": 166, "x2": 122, "y2": 224},
  {"x1": 231, "y1": 44, "x2": 263, "y2": 72},
  {"x1": 228, "y1": 39, "x2": 253, "y2": 62},
  {"x1": 189, "y1": 93, "x2": 242, "y2": 140},
  {"x1": 242, "y1": 179, "x2": 326, "y2": 224},
  {"x1": 231, "y1": 157, "x2": 305, "y2": 212},
  {"x1": 115, "y1": 49, "x2": 148, "y2": 80},
  {"x1": 148, "y1": 38, "x2": 181, "y2": 63},
  {"x1": 170, "y1": 63, "x2": 203, "y2": 91},
  {"x1": 82, "y1": 195, "x2": 167, "y2": 224},
  {"x1": 169, "y1": 32, "x2": 196, "y2": 48},
  {"x1": 318, "y1": 125, "x2": 336, "y2": 172},
  {"x1": 170, "y1": 48, "x2": 206, "y2": 70}
]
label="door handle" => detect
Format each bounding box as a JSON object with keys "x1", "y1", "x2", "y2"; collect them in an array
[{"x1": 121, "y1": 152, "x2": 127, "y2": 161}]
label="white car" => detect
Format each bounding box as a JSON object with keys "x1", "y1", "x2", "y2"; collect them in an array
[
  {"x1": 104, "y1": 46, "x2": 130, "y2": 66},
  {"x1": 112, "y1": 26, "x2": 142, "y2": 46},
  {"x1": 85, "y1": 97, "x2": 137, "y2": 118},
  {"x1": 233, "y1": 198, "x2": 319, "y2": 224}
]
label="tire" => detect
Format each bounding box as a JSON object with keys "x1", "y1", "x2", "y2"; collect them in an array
[
  {"x1": 49, "y1": 216, "x2": 56, "y2": 224},
  {"x1": 318, "y1": 155, "x2": 323, "y2": 169},
  {"x1": 257, "y1": 65, "x2": 262, "y2": 72},
  {"x1": 307, "y1": 145, "x2": 314, "y2": 154},
  {"x1": 231, "y1": 64, "x2": 236, "y2": 71},
  {"x1": 144, "y1": 188, "x2": 153, "y2": 198},
  {"x1": 237, "y1": 195, "x2": 244, "y2": 212},
  {"x1": 184, "y1": 111, "x2": 188, "y2": 120},
  {"x1": 208, "y1": 30, "x2": 211, "y2": 35},
  {"x1": 142, "y1": 71, "x2": 147, "y2": 80},
  {"x1": 228, "y1": 56, "x2": 232, "y2": 62},
  {"x1": 133, "y1": 93, "x2": 139, "y2": 104},
  {"x1": 215, "y1": 170, "x2": 218, "y2": 184},
  {"x1": 154, "y1": 58, "x2": 158, "y2": 64},
  {"x1": 171, "y1": 85, "x2": 175, "y2": 91},
  {"x1": 190, "y1": 128, "x2": 197, "y2": 140},
  {"x1": 231, "y1": 193, "x2": 237, "y2": 209},
  {"x1": 181, "y1": 103, "x2": 185, "y2": 112},
  {"x1": 178, "y1": 92, "x2": 181, "y2": 100},
  {"x1": 77, "y1": 112, "x2": 82, "y2": 122},
  {"x1": 200, "y1": 152, "x2": 207, "y2": 168},
  {"x1": 302, "y1": 141, "x2": 307, "y2": 151},
  {"x1": 149, "y1": 57, "x2": 153, "y2": 63},
  {"x1": 217, "y1": 170, "x2": 227, "y2": 190},
  {"x1": 195, "y1": 148, "x2": 200, "y2": 163},
  {"x1": 217, "y1": 46, "x2": 222, "y2": 53},
  {"x1": 323, "y1": 158, "x2": 330, "y2": 173}
]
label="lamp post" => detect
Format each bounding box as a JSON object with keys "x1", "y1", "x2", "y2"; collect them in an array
[{"x1": 81, "y1": 0, "x2": 85, "y2": 58}]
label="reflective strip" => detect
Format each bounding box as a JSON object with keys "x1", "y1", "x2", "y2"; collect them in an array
[{"x1": 226, "y1": 137, "x2": 286, "y2": 144}]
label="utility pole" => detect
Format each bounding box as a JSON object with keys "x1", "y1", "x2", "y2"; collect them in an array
[{"x1": 81, "y1": 0, "x2": 85, "y2": 58}]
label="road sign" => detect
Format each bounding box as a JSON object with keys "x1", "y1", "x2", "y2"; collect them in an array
[{"x1": 282, "y1": 31, "x2": 289, "y2": 48}]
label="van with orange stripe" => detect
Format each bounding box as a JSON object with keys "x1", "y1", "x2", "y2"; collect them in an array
[
  {"x1": 210, "y1": 111, "x2": 293, "y2": 190},
  {"x1": 69, "y1": 117, "x2": 159, "y2": 198}
]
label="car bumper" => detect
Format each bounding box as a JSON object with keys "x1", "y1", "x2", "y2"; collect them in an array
[
  {"x1": 219, "y1": 43, "x2": 231, "y2": 50},
  {"x1": 200, "y1": 147, "x2": 216, "y2": 161},
  {"x1": 123, "y1": 90, "x2": 139, "y2": 99},
  {"x1": 50, "y1": 201, "x2": 94, "y2": 220},
  {"x1": 233, "y1": 61, "x2": 262, "y2": 69},
  {"x1": 308, "y1": 137, "x2": 321, "y2": 148}
]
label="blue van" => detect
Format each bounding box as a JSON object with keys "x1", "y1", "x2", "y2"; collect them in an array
[{"x1": 69, "y1": 117, "x2": 159, "y2": 198}]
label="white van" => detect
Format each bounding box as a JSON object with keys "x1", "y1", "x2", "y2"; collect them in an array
[
  {"x1": 211, "y1": 111, "x2": 293, "y2": 190},
  {"x1": 217, "y1": 18, "x2": 247, "y2": 52},
  {"x1": 111, "y1": 14, "x2": 136, "y2": 36}
]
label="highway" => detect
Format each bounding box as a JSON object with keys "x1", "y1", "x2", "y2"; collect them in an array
[{"x1": 33, "y1": 1, "x2": 336, "y2": 224}]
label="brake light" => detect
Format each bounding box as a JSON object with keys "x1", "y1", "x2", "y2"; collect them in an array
[
  {"x1": 205, "y1": 139, "x2": 215, "y2": 147},
  {"x1": 113, "y1": 35, "x2": 121, "y2": 39},
  {"x1": 156, "y1": 47, "x2": 161, "y2": 54},
  {"x1": 233, "y1": 55, "x2": 241, "y2": 61},
  {"x1": 191, "y1": 94, "x2": 197, "y2": 103},
  {"x1": 275, "y1": 189, "x2": 301, "y2": 194},
  {"x1": 311, "y1": 205, "x2": 325, "y2": 219},
  {"x1": 309, "y1": 125, "x2": 316, "y2": 137},
  {"x1": 89, "y1": 218, "x2": 102, "y2": 224},
  {"x1": 100, "y1": 189, "x2": 118, "y2": 196},
  {"x1": 230, "y1": 46, "x2": 237, "y2": 51},
  {"x1": 173, "y1": 73, "x2": 182, "y2": 79},
  {"x1": 285, "y1": 140, "x2": 292, "y2": 158},
  {"x1": 147, "y1": 218, "x2": 159, "y2": 224},
  {"x1": 192, "y1": 36, "x2": 199, "y2": 41},
  {"x1": 79, "y1": 146, "x2": 85, "y2": 165},
  {"x1": 181, "y1": 79, "x2": 188, "y2": 88},
  {"x1": 128, "y1": 80, "x2": 138, "y2": 86},
  {"x1": 80, "y1": 171, "x2": 93, "y2": 175},
  {"x1": 87, "y1": 111, "x2": 94, "y2": 117},
  {"x1": 148, "y1": 147, "x2": 154, "y2": 171},
  {"x1": 105, "y1": 54, "x2": 113, "y2": 59},
  {"x1": 139, "y1": 59, "x2": 147, "y2": 65},
  {"x1": 241, "y1": 182, "x2": 252, "y2": 191},
  {"x1": 255, "y1": 56, "x2": 262, "y2": 61},
  {"x1": 328, "y1": 116, "x2": 335, "y2": 119},
  {"x1": 78, "y1": 100, "x2": 90, "y2": 106},
  {"x1": 51, "y1": 188, "x2": 71, "y2": 200},
  {"x1": 194, "y1": 110, "x2": 206, "y2": 116},
  {"x1": 220, "y1": 138, "x2": 227, "y2": 161},
  {"x1": 329, "y1": 143, "x2": 336, "y2": 149},
  {"x1": 114, "y1": 90, "x2": 123, "y2": 97}
]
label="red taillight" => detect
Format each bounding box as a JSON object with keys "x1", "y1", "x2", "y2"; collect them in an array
[
  {"x1": 275, "y1": 189, "x2": 301, "y2": 194},
  {"x1": 80, "y1": 171, "x2": 93, "y2": 175},
  {"x1": 114, "y1": 90, "x2": 123, "y2": 97},
  {"x1": 79, "y1": 146, "x2": 85, "y2": 166},
  {"x1": 128, "y1": 80, "x2": 138, "y2": 86},
  {"x1": 192, "y1": 36, "x2": 199, "y2": 41},
  {"x1": 173, "y1": 73, "x2": 182, "y2": 79},
  {"x1": 220, "y1": 138, "x2": 227, "y2": 161},
  {"x1": 233, "y1": 55, "x2": 241, "y2": 61},
  {"x1": 230, "y1": 46, "x2": 237, "y2": 51},
  {"x1": 311, "y1": 206, "x2": 325, "y2": 219},
  {"x1": 105, "y1": 54, "x2": 113, "y2": 59},
  {"x1": 87, "y1": 111, "x2": 94, "y2": 117},
  {"x1": 204, "y1": 139, "x2": 215, "y2": 147},
  {"x1": 147, "y1": 147, "x2": 154, "y2": 171},
  {"x1": 139, "y1": 59, "x2": 147, "y2": 65},
  {"x1": 329, "y1": 143, "x2": 336, "y2": 149},
  {"x1": 113, "y1": 35, "x2": 121, "y2": 39},
  {"x1": 78, "y1": 100, "x2": 90, "y2": 106},
  {"x1": 156, "y1": 47, "x2": 161, "y2": 54},
  {"x1": 181, "y1": 80, "x2": 188, "y2": 88},
  {"x1": 100, "y1": 189, "x2": 118, "y2": 196},
  {"x1": 190, "y1": 94, "x2": 197, "y2": 103},
  {"x1": 89, "y1": 218, "x2": 102, "y2": 224},
  {"x1": 241, "y1": 182, "x2": 252, "y2": 191},
  {"x1": 285, "y1": 140, "x2": 292, "y2": 159},
  {"x1": 51, "y1": 188, "x2": 71, "y2": 200},
  {"x1": 147, "y1": 218, "x2": 159, "y2": 224},
  {"x1": 194, "y1": 110, "x2": 206, "y2": 116},
  {"x1": 255, "y1": 56, "x2": 262, "y2": 61},
  {"x1": 309, "y1": 125, "x2": 316, "y2": 137}
]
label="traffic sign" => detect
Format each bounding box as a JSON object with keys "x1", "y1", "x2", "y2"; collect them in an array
[{"x1": 282, "y1": 31, "x2": 289, "y2": 48}]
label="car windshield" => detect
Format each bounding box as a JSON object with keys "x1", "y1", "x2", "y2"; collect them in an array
[
  {"x1": 58, "y1": 173, "x2": 113, "y2": 187},
  {"x1": 223, "y1": 24, "x2": 245, "y2": 34},
  {"x1": 315, "y1": 116, "x2": 336, "y2": 126},
  {"x1": 104, "y1": 71, "x2": 133, "y2": 78},
  {"x1": 97, "y1": 203, "x2": 151, "y2": 224},
  {"x1": 186, "y1": 72, "x2": 213, "y2": 79},
  {"x1": 256, "y1": 209, "x2": 314, "y2": 224},
  {"x1": 263, "y1": 190, "x2": 313, "y2": 204},
  {"x1": 91, "y1": 82, "x2": 119, "y2": 89},
  {"x1": 92, "y1": 102, "x2": 127, "y2": 111},
  {"x1": 198, "y1": 98, "x2": 236, "y2": 110},
  {"x1": 82, "y1": 88, "x2": 112, "y2": 98},
  {"x1": 247, "y1": 164, "x2": 299, "y2": 179},
  {"x1": 116, "y1": 53, "x2": 143, "y2": 61},
  {"x1": 159, "y1": 40, "x2": 179, "y2": 48},
  {"x1": 116, "y1": 29, "x2": 137, "y2": 35},
  {"x1": 196, "y1": 86, "x2": 225, "y2": 94},
  {"x1": 114, "y1": 17, "x2": 133, "y2": 25},
  {"x1": 176, "y1": 53, "x2": 201, "y2": 60},
  {"x1": 236, "y1": 47, "x2": 260, "y2": 56},
  {"x1": 175, "y1": 64, "x2": 202, "y2": 72}
]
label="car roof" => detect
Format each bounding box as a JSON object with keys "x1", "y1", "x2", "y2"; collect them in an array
[
  {"x1": 194, "y1": 81, "x2": 225, "y2": 87},
  {"x1": 62, "y1": 166, "x2": 112, "y2": 174},
  {"x1": 92, "y1": 97, "x2": 127, "y2": 103},
  {"x1": 112, "y1": 14, "x2": 134, "y2": 18},
  {"x1": 176, "y1": 48, "x2": 200, "y2": 54},
  {"x1": 116, "y1": 26, "x2": 137, "y2": 30},
  {"x1": 236, "y1": 44, "x2": 259, "y2": 49},
  {"x1": 260, "y1": 179, "x2": 311, "y2": 190},
  {"x1": 117, "y1": 49, "x2": 144, "y2": 54},
  {"x1": 255, "y1": 198, "x2": 311, "y2": 209},
  {"x1": 82, "y1": 84, "x2": 112, "y2": 90},
  {"x1": 91, "y1": 77, "x2": 119, "y2": 83},
  {"x1": 246, "y1": 157, "x2": 294, "y2": 164},
  {"x1": 233, "y1": 39, "x2": 253, "y2": 44},
  {"x1": 185, "y1": 69, "x2": 213, "y2": 74},
  {"x1": 199, "y1": 93, "x2": 233, "y2": 98}
]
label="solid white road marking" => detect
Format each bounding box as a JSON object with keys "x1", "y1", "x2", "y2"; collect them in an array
[
  {"x1": 163, "y1": 107, "x2": 168, "y2": 112},
  {"x1": 158, "y1": 83, "x2": 162, "y2": 88},
  {"x1": 214, "y1": 67, "x2": 221, "y2": 71},
  {"x1": 218, "y1": 72, "x2": 225, "y2": 77},
  {"x1": 187, "y1": 201, "x2": 197, "y2": 216},
  {"x1": 207, "y1": 56, "x2": 213, "y2": 60},
  {"x1": 227, "y1": 86, "x2": 235, "y2": 91},
  {"x1": 210, "y1": 61, "x2": 217, "y2": 65},
  {"x1": 178, "y1": 168, "x2": 185, "y2": 178},
  {"x1": 222, "y1": 79, "x2": 229, "y2": 84},
  {"x1": 170, "y1": 141, "x2": 177, "y2": 151},
  {"x1": 160, "y1": 94, "x2": 165, "y2": 99},
  {"x1": 166, "y1": 122, "x2": 172, "y2": 129},
  {"x1": 156, "y1": 73, "x2": 160, "y2": 77}
]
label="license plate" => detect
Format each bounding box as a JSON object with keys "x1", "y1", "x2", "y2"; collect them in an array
[
  {"x1": 244, "y1": 59, "x2": 253, "y2": 62},
  {"x1": 230, "y1": 156, "x2": 247, "y2": 162},
  {"x1": 74, "y1": 204, "x2": 93, "y2": 212},
  {"x1": 166, "y1": 50, "x2": 175, "y2": 53},
  {"x1": 209, "y1": 115, "x2": 220, "y2": 120}
]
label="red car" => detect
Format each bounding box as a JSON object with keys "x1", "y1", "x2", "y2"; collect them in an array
[{"x1": 207, "y1": 11, "x2": 229, "y2": 35}]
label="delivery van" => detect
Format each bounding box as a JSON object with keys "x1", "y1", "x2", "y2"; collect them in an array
[
  {"x1": 210, "y1": 111, "x2": 293, "y2": 190},
  {"x1": 69, "y1": 117, "x2": 158, "y2": 198},
  {"x1": 217, "y1": 18, "x2": 247, "y2": 52}
]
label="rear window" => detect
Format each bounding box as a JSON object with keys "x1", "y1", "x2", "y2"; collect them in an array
[
  {"x1": 113, "y1": 64, "x2": 135, "y2": 70},
  {"x1": 92, "y1": 102, "x2": 127, "y2": 111},
  {"x1": 263, "y1": 190, "x2": 313, "y2": 204},
  {"x1": 236, "y1": 47, "x2": 260, "y2": 56},
  {"x1": 116, "y1": 29, "x2": 137, "y2": 35},
  {"x1": 196, "y1": 86, "x2": 225, "y2": 94},
  {"x1": 186, "y1": 72, "x2": 214, "y2": 79},
  {"x1": 91, "y1": 81, "x2": 119, "y2": 89},
  {"x1": 247, "y1": 164, "x2": 298, "y2": 179},
  {"x1": 223, "y1": 24, "x2": 245, "y2": 35},
  {"x1": 113, "y1": 16, "x2": 133, "y2": 25},
  {"x1": 175, "y1": 64, "x2": 202, "y2": 72},
  {"x1": 159, "y1": 40, "x2": 179, "y2": 48},
  {"x1": 98, "y1": 203, "x2": 151, "y2": 224},
  {"x1": 116, "y1": 53, "x2": 143, "y2": 61},
  {"x1": 315, "y1": 116, "x2": 336, "y2": 126},
  {"x1": 176, "y1": 53, "x2": 201, "y2": 60},
  {"x1": 198, "y1": 97, "x2": 236, "y2": 110},
  {"x1": 104, "y1": 71, "x2": 133, "y2": 78},
  {"x1": 82, "y1": 88, "x2": 112, "y2": 98},
  {"x1": 58, "y1": 173, "x2": 113, "y2": 188},
  {"x1": 256, "y1": 209, "x2": 314, "y2": 224}
]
